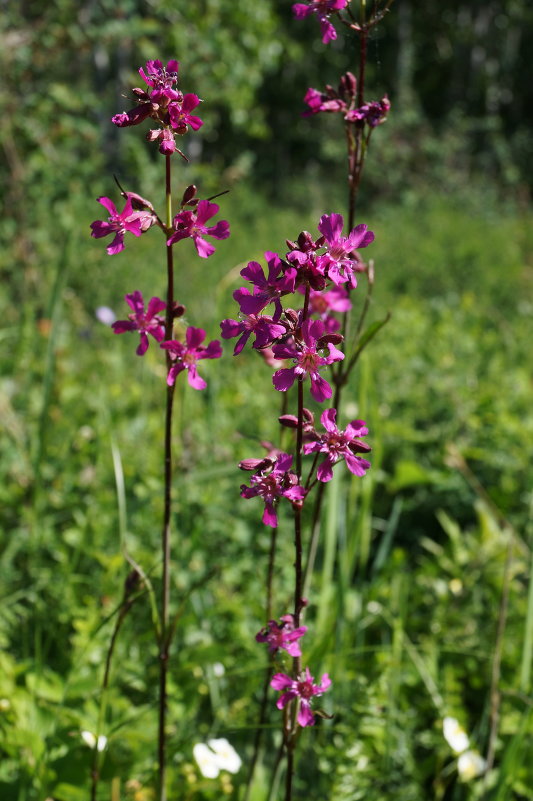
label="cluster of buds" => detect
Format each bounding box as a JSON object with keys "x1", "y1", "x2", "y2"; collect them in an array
[{"x1": 304, "y1": 72, "x2": 391, "y2": 128}]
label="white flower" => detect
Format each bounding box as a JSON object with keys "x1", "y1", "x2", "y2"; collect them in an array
[
  {"x1": 443, "y1": 717, "x2": 470, "y2": 753},
  {"x1": 95, "y1": 306, "x2": 116, "y2": 325},
  {"x1": 207, "y1": 738, "x2": 242, "y2": 774},
  {"x1": 193, "y1": 743, "x2": 220, "y2": 779},
  {"x1": 457, "y1": 750, "x2": 487, "y2": 781},
  {"x1": 81, "y1": 730, "x2": 107, "y2": 751},
  {"x1": 212, "y1": 662, "x2": 225, "y2": 678}
]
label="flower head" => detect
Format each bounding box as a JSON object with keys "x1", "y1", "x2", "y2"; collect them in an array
[
  {"x1": 111, "y1": 291, "x2": 166, "y2": 355},
  {"x1": 317, "y1": 213, "x2": 374, "y2": 286},
  {"x1": 271, "y1": 667, "x2": 331, "y2": 727},
  {"x1": 256, "y1": 614, "x2": 307, "y2": 657},
  {"x1": 443, "y1": 717, "x2": 470, "y2": 754},
  {"x1": 272, "y1": 319, "x2": 344, "y2": 403},
  {"x1": 293, "y1": 1, "x2": 348, "y2": 44},
  {"x1": 167, "y1": 200, "x2": 230, "y2": 258},
  {"x1": 169, "y1": 93, "x2": 203, "y2": 134},
  {"x1": 193, "y1": 739, "x2": 241, "y2": 779},
  {"x1": 240, "y1": 452, "x2": 306, "y2": 527},
  {"x1": 220, "y1": 313, "x2": 286, "y2": 355},
  {"x1": 457, "y1": 751, "x2": 487, "y2": 782},
  {"x1": 303, "y1": 408, "x2": 371, "y2": 481},
  {"x1": 90, "y1": 196, "x2": 143, "y2": 255},
  {"x1": 161, "y1": 327, "x2": 222, "y2": 389},
  {"x1": 345, "y1": 95, "x2": 391, "y2": 128},
  {"x1": 233, "y1": 252, "x2": 297, "y2": 320}
]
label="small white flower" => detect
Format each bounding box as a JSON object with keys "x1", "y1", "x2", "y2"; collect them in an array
[
  {"x1": 212, "y1": 662, "x2": 225, "y2": 678},
  {"x1": 207, "y1": 738, "x2": 242, "y2": 774},
  {"x1": 443, "y1": 717, "x2": 470, "y2": 753},
  {"x1": 81, "y1": 730, "x2": 107, "y2": 751},
  {"x1": 95, "y1": 306, "x2": 116, "y2": 325},
  {"x1": 457, "y1": 750, "x2": 487, "y2": 781},
  {"x1": 193, "y1": 743, "x2": 220, "y2": 779}
]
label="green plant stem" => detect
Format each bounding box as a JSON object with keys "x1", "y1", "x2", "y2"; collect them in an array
[{"x1": 158, "y1": 152, "x2": 175, "y2": 801}]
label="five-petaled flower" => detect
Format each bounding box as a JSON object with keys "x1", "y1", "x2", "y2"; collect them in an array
[
  {"x1": 112, "y1": 291, "x2": 166, "y2": 355},
  {"x1": 90, "y1": 196, "x2": 143, "y2": 255},
  {"x1": 167, "y1": 200, "x2": 230, "y2": 258},
  {"x1": 272, "y1": 319, "x2": 344, "y2": 403},
  {"x1": 317, "y1": 213, "x2": 374, "y2": 286},
  {"x1": 303, "y1": 408, "x2": 371, "y2": 482},
  {"x1": 233, "y1": 252, "x2": 297, "y2": 320},
  {"x1": 220, "y1": 313, "x2": 286, "y2": 355},
  {"x1": 256, "y1": 614, "x2": 308, "y2": 657},
  {"x1": 271, "y1": 667, "x2": 331, "y2": 727},
  {"x1": 240, "y1": 452, "x2": 306, "y2": 528},
  {"x1": 161, "y1": 327, "x2": 222, "y2": 389},
  {"x1": 292, "y1": 0, "x2": 348, "y2": 44}
]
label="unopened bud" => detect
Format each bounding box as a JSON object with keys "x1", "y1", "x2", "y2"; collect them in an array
[
  {"x1": 181, "y1": 184, "x2": 197, "y2": 205},
  {"x1": 172, "y1": 302, "x2": 186, "y2": 318}
]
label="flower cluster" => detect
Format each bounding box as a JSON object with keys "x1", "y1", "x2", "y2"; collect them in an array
[
  {"x1": 303, "y1": 71, "x2": 391, "y2": 128},
  {"x1": 111, "y1": 59, "x2": 203, "y2": 156},
  {"x1": 293, "y1": 0, "x2": 348, "y2": 44}
]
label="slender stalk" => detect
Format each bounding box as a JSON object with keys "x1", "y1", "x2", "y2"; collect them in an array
[{"x1": 158, "y1": 153, "x2": 176, "y2": 801}]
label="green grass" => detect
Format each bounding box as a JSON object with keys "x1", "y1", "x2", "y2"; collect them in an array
[{"x1": 1, "y1": 184, "x2": 532, "y2": 800}]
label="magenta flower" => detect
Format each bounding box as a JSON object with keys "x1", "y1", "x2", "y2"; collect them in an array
[
  {"x1": 168, "y1": 94, "x2": 203, "y2": 134},
  {"x1": 317, "y1": 213, "x2": 374, "y2": 286},
  {"x1": 161, "y1": 327, "x2": 222, "y2": 389},
  {"x1": 256, "y1": 615, "x2": 307, "y2": 657},
  {"x1": 271, "y1": 667, "x2": 331, "y2": 727},
  {"x1": 90, "y1": 196, "x2": 143, "y2": 255},
  {"x1": 345, "y1": 96, "x2": 391, "y2": 128},
  {"x1": 272, "y1": 319, "x2": 344, "y2": 403},
  {"x1": 240, "y1": 452, "x2": 306, "y2": 528},
  {"x1": 146, "y1": 127, "x2": 185, "y2": 156},
  {"x1": 304, "y1": 408, "x2": 371, "y2": 482},
  {"x1": 233, "y1": 252, "x2": 297, "y2": 320},
  {"x1": 293, "y1": 0, "x2": 347, "y2": 44},
  {"x1": 167, "y1": 200, "x2": 230, "y2": 258},
  {"x1": 138, "y1": 59, "x2": 180, "y2": 103},
  {"x1": 303, "y1": 86, "x2": 347, "y2": 116},
  {"x1": 220, "y1": 314, "x2": 286, "y2": 355},
  {"x1": 112, "y1": 291, "x2": 166, "y2": 355}
]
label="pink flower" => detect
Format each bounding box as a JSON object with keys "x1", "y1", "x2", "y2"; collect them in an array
[
  {"x1": 138, "y1": 59, "x2": 180, "y2": 103},
  {"x1": 256, "y1": 615, "x2": 308, "y2": 657},
  {"x1": 271, "y1": 667, "x2": 331, "y2": 727},
  {"x1": 90, "y1": 196, "x2": 143, "y2": 255},
  {"x1": 220, "y1": 314, "x2": 286, "y2": 355},
  {"x1": 233, "y1": 252, "x2": 297, "y2": 320},
  {"x1": 112, "y1": 291, "x2": 166, "y2": 355},
  {"x1": 303, "y1": 408, "x2": 371, "y2": 482},
  {"x1": 303, "y1": 86, "x2": 347, "y2": 116},
  {"x1": 293, "y1": 0, "x2": 347, "y2": 44},
  {"x1": 272, "y1": 319, "x2": 344, "y2": 403},
  {"x1": 161, "y1": 327, "x2": 222, "y2": 389},
  {"x1": 345, "y1": 95, "x2": 391, "y2": 128},
  {"x1": 146, "y1": 127, "x2": 185, "y2": 156},
  {"x1": 168, "y1": 94, "x2": 203, "y2": 134},
  {"x1": 317, "y1": 213, "x2": 374, "y2": 286},
  {"x1": 167, "y1": 200, "x2": 230, "y2": 258},
  {"x1": 240, "y1": 452, "x2": 306, "y2": 528}
]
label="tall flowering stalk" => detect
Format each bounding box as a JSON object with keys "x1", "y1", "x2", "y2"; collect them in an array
[
  {"x1": 229, "y1": 2, "x2": 394, "y2": 798},
  {"x1": 90, "y1": 59, "x2": 229, "y2": 800}
]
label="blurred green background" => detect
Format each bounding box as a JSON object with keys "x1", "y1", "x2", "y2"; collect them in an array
[{"x1": 1, "y1": 1, "x2": 533, "y2": 799}]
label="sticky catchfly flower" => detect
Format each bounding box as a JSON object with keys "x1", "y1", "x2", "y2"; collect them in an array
[
  {"x1": 90, "y1": 196, "x2": 143, "y2": 255},
  {"x1": 293, "y1": 1, "x2": 348, "y2": 44},
  {"x1": 161, "y1": 327, "x2": 222, "y2": 389},
  {"x1": 111, "y1": 291, "x2": 166, "y2": 356},
  {"x1": 167, "y1": 199, "x2": 230, "y2": 258},
  {"x1": 317, "y1": 213, "x2": 374, "y2": 286},
  {"x1": 240, "y1": 452, "x2": 306, "y2": 528},
  {"x1": 271, "y1": 667, "x2": 331, "y2": 727},
  {"x1": 256, "y1": 614, "x2": 307, "y2": 657},
  {"x1": 303, "y1": 408, "x2": 371, "y2": 482}
]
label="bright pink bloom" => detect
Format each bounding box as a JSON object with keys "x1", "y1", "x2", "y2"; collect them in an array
[
  {"x1": 271, "y1": 667, "x2": 331, "y2": 727},
  {"x1": 256, "y1": 614, "x2": 307, "y2": 657},
  {"x1": 272, "y1": 319, "x2": 344, "y2": 403},
  {"x1": 146, "y1": 127, "x2": 185, "y2": 156},
  {"x1": 138, "y1": 59, "x2": 180, "y2": 103},
  {"x1": 90, "y1": 196, "x2": 143, "y2": 255},
  {"x1": 167, "y1": 200, "x2": 230, "y2": 258},
  {"x1": 112, "y1": 292, "x2": 166, "y2": 355},
  {"x1": 161, "y1": 327, "x2": 222, "y2": 389},
  {"x1": 240, "y1": 452, "x2": 306, "y2": 528},
  {"x1": 303, "y1": 86, "x2": 347, "y2": 116},
  {"x1": 293, "y1": 0, "x2": 347, "y2": 44},
  {"x1": 168, "y1": 94, "x2": 203, "y2": 134},
  {"x1": 303, "y1": 408, "x2": 371, "y2": 482},
  {"x1": 220, "y1": 314, "x2": 286, "y2": 355},
  {"x1": 345, "y1": 95, "x2": 391, "y2": 128},
  {"x1": 317, "y1": 213, "x2": 374, "y2": 286},
  {"x1": 233, "y1": 252, "x2": 297, "y2": 320}
]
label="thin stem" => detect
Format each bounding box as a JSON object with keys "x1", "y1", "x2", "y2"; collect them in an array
[{"x1": 158, "y1": 152, "x2": 175, "y2": 801}]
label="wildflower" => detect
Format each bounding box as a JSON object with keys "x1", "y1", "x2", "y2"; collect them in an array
[
  {"x1": 292, "y1": 0, "x2": 348, "y2": 44},
  {"x1": 443, "y1": 716, "x2": 470, "y2": 754},
  {"x1": 167, "y1": 200, "x2": 230, "y2": 258},
  {"x1": 240, "y1": 452, "x2": 306, "y2": 528},
  {"x1": 220, "y1": 313, "x2": 286, "y2": 355},
  {"x1": 345, "y1": 95, "x2": 391, "y2": 128},
  {"x1": 303, "y1": 408, "x2": 371, "y2": 482},
  {"x1": 256, "y1": 614, "x2": 307, "y2": 657},
  {"x1": 138, "y1": 59, "x2": 180, "y2": 103},
  {"x1": 168, "y1": 93, "x2": 203, "y2": 134},
  {"x1": 146, "y1": 127, "x2": 186, "y2": 157},
  {"x1": 90, "y1": 196, "x2": 143, "y2": 255},
  {"x1": 303, "y1": 72, "x2": 356, "y2": 117},
  {"x1": 304, "y1": 286, "x2": 351, "y2": 332},
  {"x1": 161, "y1": 327, "x2": 222, "y2": 388},
  {"x1": 95, "y1": 306, "x2": 116, "y2": 325},
  {"x1": 233, "y1": 252, "x2": 297, "y2": 320},
  {"x1": 207, "y1": 739, "x2": 242, "y2": 774},
  {"x1": 81, "y1": 730, "x2": 107, "y2": 751},
  {"x1": 271, "y1": 667, "x2": 331, "y2": 727},
  {"x1": 272, "y1": 319, "x2": 344, "y2": 403},
  {"x1": 317, "y1": 213, "x2": 374, "y2": 286},
  {"x1": 457, "y1": 750, "x2": 487, "y2": 782},
  {"x1": 111, "y1": 291, "x2": 166, "y2": 355},
  {"x1": 193, "y1": 743, "x2": 220, "y2": 779}
]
